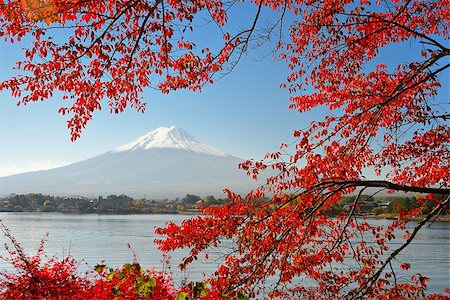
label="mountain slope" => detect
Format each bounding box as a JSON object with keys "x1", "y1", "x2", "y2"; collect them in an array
[{"x1": 0, "y1": 127, "x2": 257, "y2": 198}]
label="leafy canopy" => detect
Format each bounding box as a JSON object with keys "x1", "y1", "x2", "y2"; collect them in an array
[{"x1": 1, "y1": 0, "x2": 449, "y2": 298}]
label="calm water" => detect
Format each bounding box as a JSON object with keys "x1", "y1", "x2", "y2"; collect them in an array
[{"x1": 0, "y1": 213, "x2": 448, "y2": 294}]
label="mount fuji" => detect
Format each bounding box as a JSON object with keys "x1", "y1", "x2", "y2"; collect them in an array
[{"x1": 0, "y1": 126, "x2": 257, "y2": 198}]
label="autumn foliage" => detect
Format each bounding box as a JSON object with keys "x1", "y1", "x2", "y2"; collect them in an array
[
  {"x1": 0, "y1": 0, "x2": 449, "y2": 299},
  {"x1": 0, "y1": 225, "x2": 92, "y2": 299},
  {"x1": 0, "y1": 223, "x2": 223, "y2": 299}
]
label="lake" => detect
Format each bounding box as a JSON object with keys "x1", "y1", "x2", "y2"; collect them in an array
[{"x1": 0, "y1": 213, "x2": 448, "y2": 294}]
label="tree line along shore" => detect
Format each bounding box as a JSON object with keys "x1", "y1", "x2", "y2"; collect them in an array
[{"x1": 1, "y1": 193, "x2": 448, "y2": 221}]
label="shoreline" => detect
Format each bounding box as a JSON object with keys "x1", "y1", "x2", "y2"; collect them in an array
[
  {"x1": 1, "y1": 210, "x2": 448, "y2": 222},
  {"x1": 360, "y1": 213, "x2": 450, "y2": 222}
]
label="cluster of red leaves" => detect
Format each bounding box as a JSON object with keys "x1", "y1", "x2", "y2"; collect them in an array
[
  {"x1": 157, "y1": 193, "x2": 449, "y2": 299},
  {"x1": 281, "y1": 0, "x2": 449, "y2": 190},
  {"x1": 156, "y1": 0, "x2": 449, "y2": 298},
  {"x1": 0, "y1": 0, "x2": 236, "y2": 140},
  {"x1": 0, "y1": 223, "x2": 224, "y2": 299},
  {"x1": 90, "y1": 263, "x2": 177, "y2": 299},
  {"x1": 0, "y1": 224, "x2": 92, "y2": 299}
]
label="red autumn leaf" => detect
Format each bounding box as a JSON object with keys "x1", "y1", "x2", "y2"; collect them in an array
[{"x1": 400, "y1": 263, "x2": 411, "y2": 271}]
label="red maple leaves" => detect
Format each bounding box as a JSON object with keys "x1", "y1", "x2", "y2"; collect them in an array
[
  {"x1": 1, "y1": 0, "x2": 449, "y2": 298},
  {"x1": 0, "y1": 0, "x2": 234, "y2": 140},
  {"x1": 158, "y1": 0, "x2": 449, "y2": 298}
]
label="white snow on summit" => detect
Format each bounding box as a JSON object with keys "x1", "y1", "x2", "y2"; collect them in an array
[{"x1": 113, "y1": 126, "x2": 227, "y2": 156}]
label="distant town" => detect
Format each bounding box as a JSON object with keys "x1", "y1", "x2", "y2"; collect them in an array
[
  {"x1": 0, "y1": 193, "x2": 448, "y2": 218},
  {"x1": 0, "y1": 193, "x2": 231, "y2": 214}
]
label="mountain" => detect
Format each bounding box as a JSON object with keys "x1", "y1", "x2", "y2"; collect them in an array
[{"x1": 0, "y1": 126, "x2": 257, "y2": 198}]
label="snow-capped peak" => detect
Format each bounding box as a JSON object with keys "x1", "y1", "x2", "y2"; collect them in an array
[{"x1": 113, "y1": 126, "x2": 227, "y2": 156}]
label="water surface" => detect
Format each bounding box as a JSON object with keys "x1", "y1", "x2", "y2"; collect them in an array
[{"x1": 0, "y1": 213, "x2": 448, "y2": 293}]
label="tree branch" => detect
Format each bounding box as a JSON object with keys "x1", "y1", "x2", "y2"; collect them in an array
[
  {"x1": 322, "y1": 180, "x2": 450, "y2": 195},
  {"x1": 353, "y1": 195, "x2": 450, "y2": 299}
]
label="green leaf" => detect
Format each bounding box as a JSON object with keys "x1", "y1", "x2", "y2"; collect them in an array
[
  {"x1": 137, "y1": 282, "x2": 151, "y2": 296},
  {"x1": 106, "y1": 271, "x2": 116, "y2": 281},
  {"x1": 236, "y1": 292, "x2": 248, "y2": 300},
  {"x1": 200, "y1": 289, "x2": 208, "y2": 297},
  {"x1": 135, "y1": 276, "x2": 157, "y2": 297},
  {"x1": 148, "y1": 277, "x2": 156, "y2": 287},
  {"x1": 176, "y1": 292, "x2": 188, "y2": 300},
  {"x1": 136, "y1": 277, "x2": 146, "y2": 287},
  {"x1": 117, "y1": 272, "x2": 126, "y2": 279}
]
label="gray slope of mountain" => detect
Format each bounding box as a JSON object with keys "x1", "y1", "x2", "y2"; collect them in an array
[{"x1": 0, "y1": 127, "x2": 257, "y2": 198}]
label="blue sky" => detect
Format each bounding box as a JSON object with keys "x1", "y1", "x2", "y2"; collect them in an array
[
  {"x1": 0, "y1": 13, "x2": 305, "y2": 177},
  {"x1": 0, "y1": 49, "x2": 306, "y2": 175},
  {"x1": 0, "y1": 3, "x2": 311, "y2": 176},
  {"x1": 0, "y1": 3, "x2": 448, "y2": 177}
]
